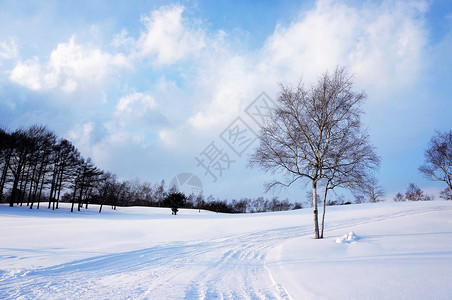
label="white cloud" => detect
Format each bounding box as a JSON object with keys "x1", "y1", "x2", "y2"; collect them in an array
[
  {"x1": 0, "y1": 39, "x2": 18, "y2": 61},
  {"x1": 348, "y1": 1, "x2": 427, "y2": 92},
  {"x1": 188, "y1": 53, "x2": 259, "y2": 132},
  {"x1": 107, "y1": 92, "x2": 168, "y2": 152},
  {"x1": 9, "y1": 57, "x2": 42, "y2": 90},
  {"x1": 261, "y1": 0, "x2": 358, "y2": 82},
  {"x1": 112, "y1": 29, "x2": 135, "y2": 49},
  {"x1": 158, "y1": 129, "x2": 177, "y2": 147},
  {"x1": 184, "y1": 0, "x2": 429, "y2": 138},
  {"x1": 9, "y1": 36, "x2": 131, "y2": 93},
  {"x1": 115, "y1": 92, "x2": 157, "y2": 120},
  {"x1": 137, "y1": 4, "x2": 205, "y2": 65},
  {"x1": 67, "y1": 121, "x2": 94, "y2": 156},
  {"x1": 260, "y1": 0, "x2": 427, "y2": 92}
]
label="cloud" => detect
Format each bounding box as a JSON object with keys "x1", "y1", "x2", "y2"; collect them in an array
[
  {"x1": 158, "y1": 129, "x2": 177, "y2": 147},
  {"x1": 185, "y1": 0, "x2": 429, "y2": 138},
  {"x1": 116, "y1": 92, "x2": 157, "y2": 116},
  {"x1": 188, "y1": 54, "x2": 257, "y2": 132},
  {"x1": 9, "y1": 57, "x2": 43, "y2": 91},
  {"x1": 66, "y1": 120, "x2": 146, "y2": 174},
  {"x1": 137, "y1": 4, "x2": 205, "y2": 65},
  {"x1": 112, "y1": 29, "x2": 135, "y2": 50},
  {"x1": 114, "y1": 92, "x2": 167, "y2": 129},
  {"x1": 0, "y1": 39, "x2": 18, "y2": 61},
  {"x1": 67, "y1": 121, "x2": 94, "y2": 156},
  {"x1": 9, "y1": 36, "x2": 131, "y2": 93},
  {"x1": 260, "y1": 0, "x2": 427, "y2": 93}
]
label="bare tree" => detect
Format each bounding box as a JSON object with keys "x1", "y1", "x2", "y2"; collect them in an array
[
  {"x1": 355, "y1": 176, "x2": 385, "y2": 203},
  {"x1": 419, "y1": 130, "x2": 452, "y2": 193},
  {"x1": 0, "y1": 128, "x2": 13, "y2": 202},
  {"x1": 394, "y1": 192, "x2": 405, "y2": 202},
  {"x1": 50, "y1": 139, "x2": 80, "y2": 210},
  {"x1": 405, "y1": 183, "x2": 427, "y2": 201},
  {"x1": 248, "y1": 67, "x2": 379, "y2": 239},
  {"x1": 439, "y1": 187, "x2": 452, "y2": 200},
  {"x1": 7, "y1": 128, "x2": 33, "y2": 207}
]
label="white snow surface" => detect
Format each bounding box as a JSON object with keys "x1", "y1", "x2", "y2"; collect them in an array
[{"x1": 1, "y1": 201, "x2": 452, "y2": 299}]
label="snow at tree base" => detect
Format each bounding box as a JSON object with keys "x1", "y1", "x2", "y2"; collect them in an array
[{"x1": 1, "y1": 201, "x2": 451, "y2": 299}]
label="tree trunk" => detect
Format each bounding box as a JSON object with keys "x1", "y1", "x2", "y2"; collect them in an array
[
  {"x1": 71, "y1": 183, "x2": 77, "y2": 212},
  {"x1": 55, "y1": 167, "x2": 63, "y2": 209},
  {"x1": 0, "y1": 157, "x2": 10, "y2": 201},
  {"x1": 312, "y1": 180, "x2": 320, "y2": 239},
  {"x1": 18, "y1": 169, "x2": 25, "y2": 205},
  {"x1": 27, "y1": 163, "x2": 38, "y2": 206},
  {"x1": 37, "y1": 170, "x2": 45, "y2": 209},
  {"x1": 48, "y1": 165, "x2": 58, "y2": 209},
  {"x1": 10, "y1": 174, "x2": 21, "y2": 207},
  {"x1": 19, "y1": 165, "x2": 30, "y2": 206},
  {"x1": 320, "y1": 185, "x2": 328, "y2": 239},
  {"x1": 78, "y1": 184, "x2": 83, "y2": 211}
]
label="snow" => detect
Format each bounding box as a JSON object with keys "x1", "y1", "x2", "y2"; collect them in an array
[
  {"x1": 335, "y1": 231, "x2": 358, "y2": 243},
  {"x1": 1, "y1": 201, "x2": 452, "y2": 299}
]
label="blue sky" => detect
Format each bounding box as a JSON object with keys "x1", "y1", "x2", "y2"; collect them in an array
[{"x1": 0, "y1": 0, "x2": 451, "y2": 202}]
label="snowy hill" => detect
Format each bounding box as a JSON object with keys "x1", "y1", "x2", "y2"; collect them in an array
[{"x1": 1, "y1": 201, "x2": 451, "y2": 299}]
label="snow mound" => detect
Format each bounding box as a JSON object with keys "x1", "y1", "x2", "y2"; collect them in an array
[{"x1": 336, "y1": 231, "x2": 358, "y2": 243}]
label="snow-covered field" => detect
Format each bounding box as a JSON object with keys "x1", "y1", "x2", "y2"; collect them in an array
[{"x1": 1, "y1": 201, "x2": 451, "y2": 299}]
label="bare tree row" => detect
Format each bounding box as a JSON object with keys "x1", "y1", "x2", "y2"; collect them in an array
[
  {"x1": 0, "y1": 125, "x2": 302, "y2": 214},
  {"x1": 0, "y1": 125, "x2": 103, "y2": 211}
]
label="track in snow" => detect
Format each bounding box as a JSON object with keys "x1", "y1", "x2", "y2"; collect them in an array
[{"x1": 1, "y1": 227, "x2": 300, "y2": 299}]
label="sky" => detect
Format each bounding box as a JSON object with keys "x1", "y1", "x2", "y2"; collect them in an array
[{"x1": 0, "y1": 0, "x2": 451, "y2": 202}]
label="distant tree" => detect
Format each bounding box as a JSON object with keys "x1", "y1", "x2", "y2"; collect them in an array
[
  {"x1": 232, "y1": 198, "x2": 248, "y2": 213},
  {"x1": 0, "y1": 128, "x2": 13, "y2": 202},
  {"x1": 405, "y1": 183, "x2": 423, "y2": 201},
  {"x1": 439, "y1": 187, "x2": 452, "y2": 200},
  {"x1": 155, "y1": 180, "x2": 166, "y2": 207},
  {"x1": 293, "y1": 202, "x2": 303, "y2": 210},
  {"x1": 404, "y1": 183, "x2": 432, "y2": 201},
  {"x1": 50, "y1": 139, "x2": 80, "y2": 210},
  {"x1": 250, "y1": 197, "x2": 267, "y2": 213},
  {"x1": 7, "y1": 127, "x2": 36, "y2": 207},
  {"x1": 271, "y1": 197, "x2": 292, "y2": 211},
  {"x1": 164, "y1": 192, "x2": 187, "y2": 215},
  {"x1": 327, "y1": 195, "x2": 345, "y2": 206},
  {"x1": 27, "y1": 126, "x2": 56, "y2": 209},
  {"x1": 139, "y1": 181, "x2": 153, "y2": 206},
  {"x1": 185, "y1": 193, "x2": 196, "y2": 209},
  {"x1": 71, "y1": 157, "x2": 103, "y2": 212},
  {"x1": 394, "y1": 192, "x2": 405, "y2": 202},
  {"x1": 358, "y1": 177, "x2": 385, "y2": 203},
  {"x1": 96, "y1": 172, "x2": 117, "y2": 213},
  {"x1": 354, "y1": 195, "x2": 365, "y2": 204},
  {"x1": 248, "y1": 67, "x2": 379, "y2": 239},
  {"x1": 195, "y1": 193, "x2": 205, "y2": 212},
  {"x1": 419, "y1": 130, "x2": 452, "y2": 194}
]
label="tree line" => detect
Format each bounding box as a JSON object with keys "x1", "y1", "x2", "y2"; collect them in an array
[
  {"x1": 1, "y1": 125, "x2": 103, "y2": 211},
  {"x1": 0, "y1": 125, "x2": 302, "y2": 214}
]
